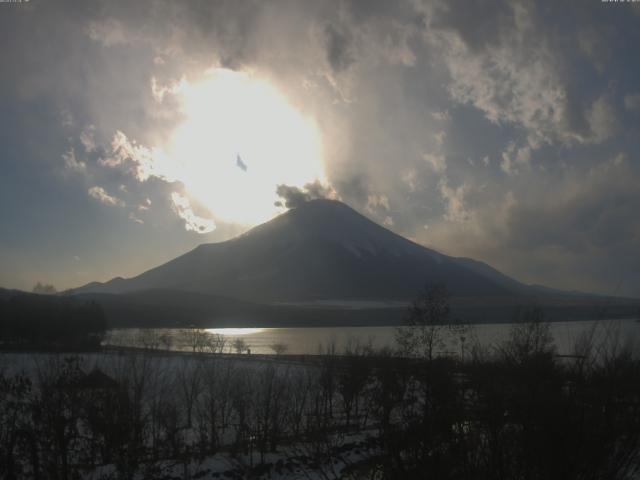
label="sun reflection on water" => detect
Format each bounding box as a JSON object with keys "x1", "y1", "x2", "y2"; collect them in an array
[{"x1": 207, "y1": 328, "x2": 264, "y2": 336}]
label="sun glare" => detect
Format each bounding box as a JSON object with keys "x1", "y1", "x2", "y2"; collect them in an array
[{"x1": 168, "y1": 68, "x2": 324, "y2": 225}]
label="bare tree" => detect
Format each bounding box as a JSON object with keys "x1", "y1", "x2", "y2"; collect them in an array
[
  {"x1": 32, "y1": 356, "x2": 85, "y2": 480},
  {"x1": 138, "y1": 329, "x2": 161, "y2": 350},
  {"x1": 270, "y1": 342, "x2": 288, "y2": 355},
  {"x1": 176, "y1": 357, "x2": 203, "y2": 428},
  {"x1": 396, "y1": 283, "x2": 451, "y2": 360},
  {"x1": 195, "y1": 359, "x2": 220, "y2": 454},
  {"x1": 204, "y1": 333, "x2": 227, "y2": 354},
  {"x1": 253, "y1": 364, "x2": 290, "y2": 462},
  {"x1": 180, "y1": 328, "x2": 210, "y2": 353},
  {"x1": 499, "y1": 305, "x2": 555, "y2": 365},
  {"x1": 233, "y1": 337, "x2": 248, "y2": 354},
  {"x1": 159, "y1": 331, "x2": 173, "y2": 351}
]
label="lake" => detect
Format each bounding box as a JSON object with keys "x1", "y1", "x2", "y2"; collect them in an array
[{"x1": 104, "y1": 318, "x2": 640, "y2": 357}]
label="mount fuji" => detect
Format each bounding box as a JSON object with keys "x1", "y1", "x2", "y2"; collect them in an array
[{"x1": 74, "y1": 199, "x2": 527, "y2": 302}]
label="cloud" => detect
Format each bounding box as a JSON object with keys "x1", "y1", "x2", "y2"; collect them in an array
[
  {"x1": 62, "y1": 147, "x2": 86, "y2": 173},
  {"x1": 84, "y1": 18, "x2": 131, "y2": 47},
  {"x1": 128, "y1": 212, "x2": 144, "y2": 224},
  {"x1": 100, "y1": 130, "x2": 181, "y2": 184},
  {"x1": 431, "y1": 110, "x2": 450, "y2": 121},
  {"x1": 275, "y1": 181, "x2": 337, "y2": 209},
  {"x1": 79, "y1": 125, "x2": 97, "y2": 153},
  {"x1": 366, "y1": 193, "x2": 390, "y2": 212},
  {"x1": 501, "y1": 158, "x2": 640, "y2": 294},
  {"x1": 500, "y1": 143, "x2": 531, "y2": 176},
  {"x1": 427, "y1": 4, "x2": 568, "y2": 148},
  {"x1": 576, "y1": 26, "x2": 612, "y2": 73},
  {"x1": 424, "y1": 2, "x2": 619, "y2": 151},
  {"x1": 170, "y1": 192, "x2": 216, "y2": 233},
  {"x1": 438, "y1": 177, "x2": 471, "y2": 223},
  {"x1": 587, "y1": 95, "x2": 618, "y2": 143},
  {"x1": 60, "y1": 109, "x2": 74, "y2": 128},
  {"x1": 137, "y1": 198, "x2": 152, "y2": 211},
  {"x1": 421, "y1": 154, "x2": 640, "y2": 297},
  {"x1": 275, "y1": 185, "x2": 309, "y2": 209},
  {"x1": 102, "y1": 131, "x2": 156, "y2": 180},
  {"x1": 401, "y1": 169, "x2": 418, "y2": 192},
  {"x1": 151, "y1": 76, "x2": 187, "y2": 102},
  {"x1": 88, "y1": 186, "x2": 125, "y2": 207},
  {"x1": 325, "y1": 24, "x2": 354, "y2": 72},
  {"x1": 422, "y1": 152, "x2": 446, "y2": 173},
  {"x1": 507, "y1": 156, "x2": 639, "y2": 253}
]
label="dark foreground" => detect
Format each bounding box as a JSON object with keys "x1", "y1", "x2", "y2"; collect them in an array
[{"x1": 2, "y1": 320, "x2": 640, "y2": 480}]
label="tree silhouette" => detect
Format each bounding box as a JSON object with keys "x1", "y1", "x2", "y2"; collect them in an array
[{"x1": 396, "y1": 283, "x2": 450, "y2": 360}]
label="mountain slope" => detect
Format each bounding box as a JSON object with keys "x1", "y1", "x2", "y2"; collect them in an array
[{"x1": 73, "y1": 200, "x2": 523, "y2": 302}]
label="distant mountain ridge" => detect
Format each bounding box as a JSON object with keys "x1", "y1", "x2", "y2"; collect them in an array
[{"x1": 73, "y1": 199, "x2": 554, "y2": 303}]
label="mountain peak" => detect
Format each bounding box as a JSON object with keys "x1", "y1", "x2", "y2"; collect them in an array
[
  {"x1": 289, "y1": 198, "x2": 355, "y2": 214},
  {"x1": 286, "y1": 199, "x2": 374, "y2": 229},
  {"x1": 232, "y1": 198, "x2": 423, "y2": 260},
  {"x1": 259, "y1": 198, "x2": 363, "y2": 228}
]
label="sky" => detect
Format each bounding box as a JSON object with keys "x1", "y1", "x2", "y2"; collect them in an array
[{"x1": 1, "y1": 0, "x2": 639, "y2": 297}]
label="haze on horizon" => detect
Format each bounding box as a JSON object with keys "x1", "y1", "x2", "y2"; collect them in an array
[{"x1": 1, "y1": 0, "x2": 639, "y2": 297}]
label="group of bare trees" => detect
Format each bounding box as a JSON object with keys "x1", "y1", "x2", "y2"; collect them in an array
[
  {"x1": 2, "y1": 285, "x2": 640, "y2": 479},
  {"x1": 0, "y1": 350, "x2": 386, "y2": 479},
  {"x1": 131, "y1": 329, "x2": 229, "y2": 354},
  {"x1": 121, "y1": 329, "x2": 298, "y2": 357},
  {"x1": 114, "y1": 329, "x2": 262, "y2": 356}
]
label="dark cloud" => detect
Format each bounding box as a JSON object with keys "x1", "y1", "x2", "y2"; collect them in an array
[
  {"x1": 325, "y1": 24, "x2": 354, "y2": 72},
  {"x1": 274, "y1": 185, "x2": 308, "y2": 209}
]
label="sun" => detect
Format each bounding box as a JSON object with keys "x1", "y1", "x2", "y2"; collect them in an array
[{"x1": 167, "y1": 68, "x2": 325, "y2": 225}]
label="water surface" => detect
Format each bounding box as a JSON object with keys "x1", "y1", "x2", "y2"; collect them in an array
[{"x1": 104, "y1": 318, "x2": 640, "y2": 356}]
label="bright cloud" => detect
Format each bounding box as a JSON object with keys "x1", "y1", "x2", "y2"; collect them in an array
[{"x1": 170, "y1": 192, "x2": 216, "y2": 233}]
